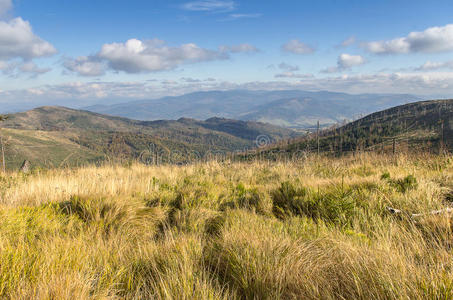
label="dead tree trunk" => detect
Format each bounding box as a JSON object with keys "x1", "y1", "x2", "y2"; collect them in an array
[{"x1": 1, "y1": 136, "x2": 5, "y2": 173}]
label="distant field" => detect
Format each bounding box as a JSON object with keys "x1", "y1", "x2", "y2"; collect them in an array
[{"x1": 0, "y1": 153, "x2": 452, "y2": 299}]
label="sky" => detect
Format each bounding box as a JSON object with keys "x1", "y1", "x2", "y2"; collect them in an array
[{"x1": 1, "y1": 0, "x2": 453, "y2": 108}]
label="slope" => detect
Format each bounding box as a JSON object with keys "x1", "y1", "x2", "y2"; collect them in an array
[
  {"x1": 252, "y1": 99, "x2": 453, "y2": 157},
  {"x1": 0, "y1": 106, "x2": 296, "y2": 169}
]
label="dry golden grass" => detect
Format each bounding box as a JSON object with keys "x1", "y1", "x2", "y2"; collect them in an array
[{"x1": 0, "y1": 153, "x2": 452, "y2": 299}]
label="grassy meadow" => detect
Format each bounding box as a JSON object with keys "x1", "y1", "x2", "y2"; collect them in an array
[{"x1": 0, "y1": 153, "x2": 453, "y2": 299}]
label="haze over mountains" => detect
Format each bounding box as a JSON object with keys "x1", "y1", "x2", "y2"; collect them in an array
[{"x1": 84, "y1": 90, "x2": 421, "y2": 128}]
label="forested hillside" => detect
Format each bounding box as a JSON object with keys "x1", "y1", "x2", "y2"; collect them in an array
[
  {"x1": 0, "y1": 106, "x2": 296, "y2": 169},
  {"x1": 251, "y1": 99, "x2": 453, "y2": 158}
]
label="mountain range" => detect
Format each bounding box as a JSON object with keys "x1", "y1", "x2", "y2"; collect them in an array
[{"x1": 84, "y1": 90, "x2": 422, "y2": 128}]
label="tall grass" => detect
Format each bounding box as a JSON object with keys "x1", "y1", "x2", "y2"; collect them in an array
[{"x1": 0, "y1": 153, "x2": 452, "y2": 298}]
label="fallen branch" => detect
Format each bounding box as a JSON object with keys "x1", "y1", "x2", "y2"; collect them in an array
[{"x1": 386, "y1": 206, "x2": 453, "y2": 219}]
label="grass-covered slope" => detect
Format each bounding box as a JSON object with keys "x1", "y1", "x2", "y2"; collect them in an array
[
  {"x1": 1, "y1": 106, "x2": 296, "y2": 169},
  {"x1": 2, "y1": 128, "x2": 105, "y2": 169},
  {"x1": 0, "y1": 153, "x2": 453, "y2": 298}
]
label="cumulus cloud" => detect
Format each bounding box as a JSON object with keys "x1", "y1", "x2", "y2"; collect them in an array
[
  {"x1": 282, "y1": 39, "x2": 315, "y2": 54},
  {"x1": 0, "y1": 0, "x2": 12, "y2": 16},
  {"x1": 97, "y1": 38, "x2": 228, "y2": 73},
  {"x1": 338, "y1": 54, "x2": 365, "y2": 68},
  {"x1": 63, "y1": 56, "x2": 106, "y2": 76},
  {"x1": 321, "y1": 54, "x2": 365, "y2": 73},
  {"x1": 363, "y1": 24, "x2": 453, "y2": 54},
  {"x1": 416, "y1": 60, "x2": 453, "y2": 71},
  {"x1": 0, "y1": 2, "x2": 55, "y2": 77},
  {"x1": 64, "y1": 39, "x2": 258, "y2": 75},
  {"x1": 181, "y1": 0, "x2": 235, "y2": 12},
  {"x1": 0, "y1": 17, "x2": 57, "y2": 60}
]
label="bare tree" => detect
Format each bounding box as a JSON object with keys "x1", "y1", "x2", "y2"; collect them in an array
[{"x1": 0, "y1": 115, "x2": 8, "y2": 173}]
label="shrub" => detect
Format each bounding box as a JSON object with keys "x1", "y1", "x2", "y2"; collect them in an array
[
  {"x1": 381, "y1": 173, "x2": 418, "y2": 193},
  {"x1": 272, "y1": 182, "x2": 360, "y2": 225},
  {"x1": 393, "y1": 175, "x2": 418, "y2": 193},
  {"x1": 380, "y1": 171, "x2": 391, "y2": 180},
  {"x1": 271, "y1": 181, "x2": 308, "y2": 219}
]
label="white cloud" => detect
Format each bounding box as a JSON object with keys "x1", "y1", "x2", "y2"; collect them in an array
[
  {"x1": 181, "y1": 0, "x2": 235, "y2": 12},
  {"x1": 180, "y1": 77, "x2": 202, "y2": 83},
  {"x1": 416, "y1": 60, "x2": 453, "y2": 71},
  {"x1": 320, "y1": 66, "x2": 339, "y2": 74},
  {"x1": 220, "y1": 43, "x2": 259, "y2": 53},
  {"x1": 98, "y1": 38, "x2": 228, "y2": 73},
  {"x1": 278, "y1": 62, "x2": 299, "y2": 72},
  {"x1": 63, "y1": 56, "x2": 106, "y2": 76},
  {"x1": 282, "y1": 39, "x2": 315, "y2": 54},
  {"x1": 338, "y1": 54, "x2": 365, "y2": 68},
  {"x1": 274, "y1": 72, "x2": 313, "y2": 79},
  {"x1": 0, "y1": 60, "x2": 51, "y2": 76},
  {"x1": 3, "y1": 71, "x2": 453, "y2": 105},
  {"x1": 65, "y1": 39, "x2": 258, "y2": 75},
  {"x1": 0, "y1": 2, "x2": 55, "y2": 78},
  {"x1": 19, "y1": 61, "x2": 51, "y2": 75},
  {"x1": 0, "y1": 0, "x2": 12, "y2": 16},
  {"x1": 0, "y1": 17, "x2": 57, "y2": 60},
  {"x1": 308, "y1": 72, "x2": 453, "y2": 95},
  {"x1": 339, "y1": 36, "x2": 356, "y2": 47},
  {"x1": 363, "y1": 24, "x2": 453, "y2": 54},
  {"x1": 224, "y1": 13, "x2": 262, "y2": 20},
  {"x1": 321, "y1": 54, "x2": 365, "y2": 73}
]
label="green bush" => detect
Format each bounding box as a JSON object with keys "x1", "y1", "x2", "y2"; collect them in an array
[
  {"x1": 393, "y1": 175, "x2": 418, "y2": 193},
  {"x1": 219, "y1": 183, "x2": 272, "y2": 215},
  {"x1": 271, "y1": 181, "x2": 308, "y2": 219},
  {"x1": 381, "y1": 173, "x2": 418, "y2": 193},
  {"x1": 272, "y1": 182, "x2": 360, "y2": 225}
]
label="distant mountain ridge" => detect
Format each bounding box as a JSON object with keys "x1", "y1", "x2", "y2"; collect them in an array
[{"x1": 84, "y1": 90, "x2": 421, "y2": 128}]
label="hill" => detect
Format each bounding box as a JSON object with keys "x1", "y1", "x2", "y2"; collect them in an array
[
  {"x1": 0, "y1": 106, "x2": 296, "y2": 169},
  {"x1": 252, "y1": 99, "x2": 453, "y2": 157},
  {"x1": 84, "y1": 90, "x2": 421, "y2": 128}
]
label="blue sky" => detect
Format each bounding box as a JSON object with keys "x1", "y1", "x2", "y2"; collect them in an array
[{"x1": 1, "y1": 0, "x2": 453, "y2": 106}]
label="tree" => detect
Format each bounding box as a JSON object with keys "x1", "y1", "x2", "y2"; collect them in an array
[{"x1": 0, "y1": 115, "x2": 8, "y2": 173}]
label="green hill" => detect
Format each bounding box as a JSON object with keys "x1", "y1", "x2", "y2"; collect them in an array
[
  {"x1": 251, "y1": 99, "x2": 453, "y2": 158},
  {"x1": 0, "y1": 106, "x2": 296, "y2": 169}
]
